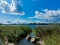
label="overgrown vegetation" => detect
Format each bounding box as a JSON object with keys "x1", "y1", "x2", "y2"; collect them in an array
[
  {"x1": 34, "y1": 24, "x2": 60, "y2": 45},
  {"x1": 0, "y1": 24, "x2": 60, "y2": 45},
  {"x1": 0, "y1": 25, "x2": 32, "y2": 45}
]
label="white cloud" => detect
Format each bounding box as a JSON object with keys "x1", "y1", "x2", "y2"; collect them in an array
[
  {"x1": 43, "y1": 9, "x2": 48, "y2": 12},
  {"x1": 0, "y1": 19, "x2": 29, "y2": 24},
  {"x1": 30, "y1": 9, "x2": 60, "y2": 23},
  {"x1": 12, "y1": 19, "x2": 27, "y2": 24},
  {"x1": 0, "y1": 19, "x2": 12, "y2": 24},
  {"x1": 0, "y1": 0, "x2": 25, "y2": 15}
]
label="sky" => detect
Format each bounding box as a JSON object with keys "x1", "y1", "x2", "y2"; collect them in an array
[{"x1": 0, "y1": 0, "x2": 60, "y2": 24}]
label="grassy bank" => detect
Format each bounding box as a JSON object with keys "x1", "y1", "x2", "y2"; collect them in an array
[
  {"x1": 34, "y1": 24, "x2": 60, "y2": 45},
  {"x1": 0, "y1": 24, "x2": 60, "y2": 45},
  {"x1": 0, "y1": 25, "x2": 32, "y2": 44}
]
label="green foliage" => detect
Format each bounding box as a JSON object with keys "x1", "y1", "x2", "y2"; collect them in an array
[
  {"x1": 34, "y1": 24, "x2": 60, "y2": 45},
  {"x1": 0, "y1": 25, "x2": 32, "y2": 43},
  {"x1": 34, "y1": 25, "x2": 60, "y2": 37}
]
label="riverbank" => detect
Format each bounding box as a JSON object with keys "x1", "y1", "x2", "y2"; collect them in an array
[
  {"x1": 0, "y1": 24, "x2": 60, "y2": 45},
  {"x1": 33, "y1": 24, "x2": 60, "y2": 45},
  {"x1": 0, "y1": 25, "x2": 32, "y2": 45}
]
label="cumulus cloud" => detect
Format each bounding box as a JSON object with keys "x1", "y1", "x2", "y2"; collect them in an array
[
  {"x1": 30, "y1": 9, "x2": 60, "y2": 23},
  {"x1": 0, "y1": 0, "x2": 25, "y2": 15}
]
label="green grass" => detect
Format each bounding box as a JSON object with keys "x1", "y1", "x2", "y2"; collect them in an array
[
  {"x1": 0, "y1": 25, "x2": 32, "y2": 43},
  {"x1": 43, "y1": 33, "x2": 60, "y2": 45},
  {"x1": 34, "y1": 24, "x2": 60, "y2": 45},
  {"x1": 0, "y1": 24, "x2": 60, "y2": 45}
]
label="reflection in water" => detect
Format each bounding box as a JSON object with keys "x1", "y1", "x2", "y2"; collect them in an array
[{"x1": 18, "y1": 38, "x2": 34, "y2": 45}]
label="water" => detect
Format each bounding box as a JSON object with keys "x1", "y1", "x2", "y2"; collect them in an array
[
  {"x1": 18, "y1": 38, "x2": 34, "y2": 45},
  {"x1": 0, "y1": 24, "x2": 48, "y2": 45},
  {"x1": 13, "y1": 24, "x2": 37, "y2": 28},
  {"x1": 18, "y1": 25, "x2": 36, "y2": 45},
  {"x1": 0, "y1": 38, "x2": 34, "y2": 45},
  {"x1": 0, "y1": 38, "x2": 2, "y2": 45},
  {"x1": 0, "y1": 25, "x2": 36, "y2": 45}
]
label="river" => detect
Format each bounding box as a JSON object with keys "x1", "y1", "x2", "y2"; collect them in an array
[
  {"x1": 0, "y1": 24, "x2": 49, "y2": 45},
  {"x1": 18, "y1": 38, "x2": 34, "y2": 45},
  {"x1": 16, "y1": 25, "x2": 37, "y2": 45},
  {"x1": 0, "y1": 25, "x2": 37, "y2": 45}
]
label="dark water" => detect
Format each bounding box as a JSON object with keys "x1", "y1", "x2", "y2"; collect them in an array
[
  {"x1": 0, "y1": 38, "x2": 2, "y2": 45},
  {"x1": 18, "y1": 25, "x2": 37, "y2": 45},
  {"x1": 0, "y1": 38, "x2": 34, "y2": 45},
  {"x1": 18, "y1": 38, "x2": 34, "y2": 45}
]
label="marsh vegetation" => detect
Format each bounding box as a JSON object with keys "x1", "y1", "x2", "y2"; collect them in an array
[
  {"x1": 33, "y1": 24, "x2": 60, "y2": 45},
  {"x1": 0, "y1": 25, "x2": 32, "y2": 45},
  {"x1": 0, "y1": 24, "x2": 60, "y2": 45}
]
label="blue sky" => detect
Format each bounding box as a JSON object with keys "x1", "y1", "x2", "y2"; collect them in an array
[{"x1": 0, "y1": 0, "x2": 60, "y2": 24}]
